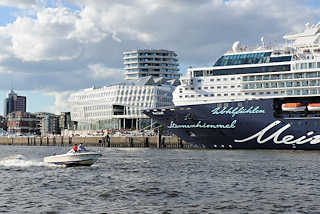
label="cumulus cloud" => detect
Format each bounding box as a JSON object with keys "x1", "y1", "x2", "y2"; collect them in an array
[
  {"x1": 45, "y1": 90, "x2": 73, "y2": 114},
  {"x1": 0, "y1": 0, "x2": 320, "y2": 113},
  {"x1": 0, "y1": 0, "x2": 37, "y2": 9},
  {"x1": 88, "y1": 64, "x2": 125, "y2": 80}
]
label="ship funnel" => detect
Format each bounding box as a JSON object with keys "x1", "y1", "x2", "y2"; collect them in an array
[{"x1": 232, "y1": 41, "x2": 240, "y2": 52}]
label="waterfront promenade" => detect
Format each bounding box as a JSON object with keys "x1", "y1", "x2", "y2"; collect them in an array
[{"x1": 0, "y1": 135, "x2": 194, "y2": 149}]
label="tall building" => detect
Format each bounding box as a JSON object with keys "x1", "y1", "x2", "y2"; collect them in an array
[
  {"x1": 69, "y1": 49, "x2": 181, "y2": 131},
  {"x1": 123, "y1": 49, "x2": 180, "y2": 80},
  {"x1": 3, "y1": 89, "x2": 26, "y2": 117}
]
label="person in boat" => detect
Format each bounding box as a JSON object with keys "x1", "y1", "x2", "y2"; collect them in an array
[
  {"x1": 77, "y1": 143, "x2": 87, "y2": 152},
  {"x1": 72, "y1": 144, "x2": 78, "y2": 152}
]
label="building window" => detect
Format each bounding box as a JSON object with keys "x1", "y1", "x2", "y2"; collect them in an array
[
  {"x1": 286, "y1": 82, "x2": 293, "y2": 87},
  {"x1": 256, "y1": 76, "x2": 262, "y2": 80},
  {"x1": 310, "y1": 80, "x2": 317, "y2": 86},
  {"x1": 256, "y1": 83, "x2": 262, "y2": 88},
  {"x1": 294, "y1": 82, "x2": 301, "y2": 87},
  {"x1": 294, "y1": 73, "x2": 303, "y2": 79},
  {"x1": 263, "y1": 75, "x2": 269, "y2": 80},
  {"x1": 310, "y1": 89, "x2": 317, "y2": 94},
  {"x1": 302, "y1": 89, "x2": 308, "y2": 95}
]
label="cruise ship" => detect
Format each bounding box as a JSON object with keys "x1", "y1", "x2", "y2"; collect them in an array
[{"x1": 144, "y1": 23, "x2": 320, "y2": 149}]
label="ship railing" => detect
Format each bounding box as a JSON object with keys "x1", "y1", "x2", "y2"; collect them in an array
[{"x1": 226, "y1": 46, "x2": 273, "y2": 54}]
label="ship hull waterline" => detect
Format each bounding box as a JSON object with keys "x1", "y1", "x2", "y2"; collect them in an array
[{"x1": 144, "y1": 98, "x2": 320, "y2": 150}]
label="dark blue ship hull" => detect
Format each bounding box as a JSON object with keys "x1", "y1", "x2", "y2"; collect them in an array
[{"x1": 144, "y1": 98, "x2": 320, "y2": 149}]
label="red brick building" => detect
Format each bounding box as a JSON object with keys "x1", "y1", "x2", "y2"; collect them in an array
[{"x1": 7, "y1": 111, "x2": 38, "y2": 135}]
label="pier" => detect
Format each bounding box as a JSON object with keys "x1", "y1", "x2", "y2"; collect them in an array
[{"x1": 0, "y1": 136, "x2": 194, "y2": 149}]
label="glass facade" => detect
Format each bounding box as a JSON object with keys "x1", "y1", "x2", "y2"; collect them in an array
[
  {"x1": 214, "y1": 52, "x2": 272, "y2": 66},
  {"x1": 209, "y1": 65, "x2": 290, "y2": 76}
]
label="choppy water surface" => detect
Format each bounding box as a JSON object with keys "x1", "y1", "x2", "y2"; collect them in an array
[{"x1": 1, "y1": 146, "x2": 320, "y2": 213}]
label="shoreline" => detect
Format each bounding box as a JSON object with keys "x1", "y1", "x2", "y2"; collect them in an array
[{"x1": 0, "y1": 135, "x2": 194, "y2": 149}]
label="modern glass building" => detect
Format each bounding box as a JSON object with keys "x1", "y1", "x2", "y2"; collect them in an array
[
  {"x1": 123, "y1": 49, "x2": 180, "y2": 80},
  {"x1": 3, "y1": 89, "x2": 26, "y2": 117},
  {"x1": 69, "y1": 76, "x2": 179, "y2": 130}
]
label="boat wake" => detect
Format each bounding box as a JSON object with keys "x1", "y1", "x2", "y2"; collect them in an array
[{"x1": 0, "y1": 154, "x2": 62, "y2": 168}]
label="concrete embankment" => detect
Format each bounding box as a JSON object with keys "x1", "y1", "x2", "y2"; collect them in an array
[{"x1": 0, "y1": 136, "x2": 194, "y2": 149}]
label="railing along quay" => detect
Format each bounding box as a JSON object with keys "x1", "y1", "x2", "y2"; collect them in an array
[{"x1": 0, "y1": 136, "x2": 194, "y2": 149}]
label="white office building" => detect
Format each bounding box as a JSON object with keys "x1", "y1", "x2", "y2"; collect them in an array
[{"x1": 69, "y1": 76, "x2": 179, "y2": 130}]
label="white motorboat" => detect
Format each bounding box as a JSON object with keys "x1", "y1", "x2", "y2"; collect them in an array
[{"x1": 44, "y1": 150, "x2": 102, "y2": 167}]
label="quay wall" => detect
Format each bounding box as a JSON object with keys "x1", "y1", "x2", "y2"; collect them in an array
[{"x1": 0, "y1": 136, "x2": 194, "y2": 149}]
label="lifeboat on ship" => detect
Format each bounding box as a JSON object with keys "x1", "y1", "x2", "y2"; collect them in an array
[
  {"x1": 307, "y1": 103, "x2": 320, "y2": 111},
  {"x1": 281, "y1": 103, "x2": 306, "y2": 111}
]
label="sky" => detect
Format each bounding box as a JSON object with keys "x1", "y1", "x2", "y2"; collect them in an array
[{"x1": 0, "y1": 0, "x2": 319, "y2": 115}]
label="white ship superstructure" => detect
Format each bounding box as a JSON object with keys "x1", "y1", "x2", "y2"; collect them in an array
[
  {"x1": 144, "y1": 22, "x2": 320, "y2": 150},
  {"x1": 173, "y1": 23, "x2": 320, "y2": 107}
]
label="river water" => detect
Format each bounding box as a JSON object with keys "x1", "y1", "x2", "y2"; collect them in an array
[{"x1": 0, "y1": 145, "x2": 320, "y2": 213}]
